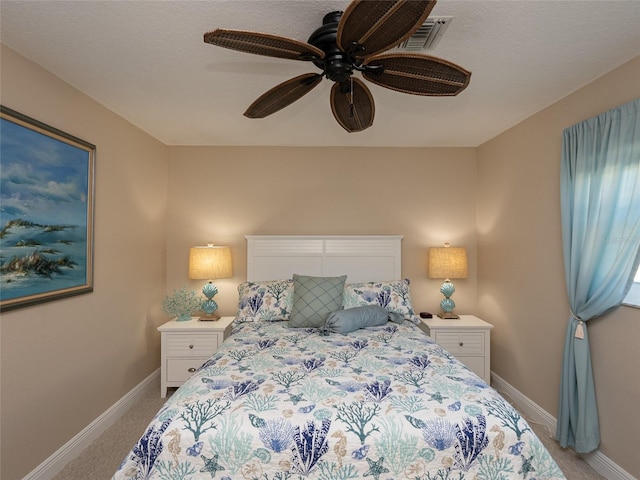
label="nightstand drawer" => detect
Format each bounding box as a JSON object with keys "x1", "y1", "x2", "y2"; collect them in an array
[
  {"x1": 166, "y1": 333, "x2": 220, "y2": 356},
  {"x1": 458, "y1": 356, "x2": 486, "y2": 379},
  {"x1": 434, "y1": 332, "x2": 485, "y2": 355},
  {"x1": 158, "y1": 316, "x2": 235, "y2": 397},
  {"x1": 420, "y1": 315, "x2": 493, "y2": 385},
  {"x1": 166, "y1": 358, "x2": 208, "y2": 382}
]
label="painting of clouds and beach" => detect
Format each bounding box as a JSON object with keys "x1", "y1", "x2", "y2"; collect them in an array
[{"x1": 0, "y1": 109, "x2": 94, "y2": 310}]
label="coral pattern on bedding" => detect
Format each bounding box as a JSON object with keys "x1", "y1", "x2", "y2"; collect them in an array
[
  {"x1": 113, "y1": 321, "x2": 565, "y2": 480},
  {"x1": 343, "y1": 279, "x2": 420, "y2": 322},
  {"x1": 236, "y1": 279, "x2": 293, "y2": 323}
]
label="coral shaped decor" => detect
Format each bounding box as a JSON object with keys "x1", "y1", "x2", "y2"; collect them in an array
[{"x1": 162, "y1": 287, "x2": 202, "y2": 321}]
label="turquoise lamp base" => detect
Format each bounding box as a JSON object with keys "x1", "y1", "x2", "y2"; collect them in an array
[
  {"x1": 437, "y1": 280, "x2": 460, "y2": 319},
  {"x1": 199, "y1": 282, "x2": 220, "y2": 321}
]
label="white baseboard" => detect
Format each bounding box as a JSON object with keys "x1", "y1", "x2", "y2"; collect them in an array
[
  {"x1": 23, "y1": 368, "x2": 160, "y2": 480},
  {"x1": 491, "y1": 372, "x2": 558, "y2": 433},
  {"x1": 491, "y1": 372, "x2": 636, "y2": 480}
]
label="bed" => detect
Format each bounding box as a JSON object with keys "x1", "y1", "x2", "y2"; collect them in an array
[{"x1": 113, "y1": 235, "x2": 566, "y2": 480}]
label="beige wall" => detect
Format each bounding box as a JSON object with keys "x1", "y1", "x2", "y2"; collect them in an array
[
  {"x1": 166, "y1": 147, "x2": 479, "y2": 319},
  {"x1": 2, "y1": 40, "x2": 638, "y2": 479},
  {"x1": 0, "y1": 45, "x2": 170, "y2": 479},
  {"x1": 477, "y1": 56, "x2": 640, "y2": 477}
]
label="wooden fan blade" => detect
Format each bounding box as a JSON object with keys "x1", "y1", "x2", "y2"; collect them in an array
[
  {"x1": 337, "y1": 0, "x2": 437, "y2": 58},
  {"x1": 204, "y1": 29, "x2": 324, "y2": 61},
  {"x1": 363, "y1": 53, "x2": 471, "y2": 95},
  {"x1": 330, "y1": 78, "x2": 375, "y2": 133},
  {"x1": 244, "y1": 73, "x2": 323, "y2": 119}
]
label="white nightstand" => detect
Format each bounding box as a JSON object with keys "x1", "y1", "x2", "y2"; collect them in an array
[
  {"x1": 418, "y1": 314, "x2": 493, "y2": 384},
  {"x1": 158, "y1": 316, "x2": 234, "y2": 397}
]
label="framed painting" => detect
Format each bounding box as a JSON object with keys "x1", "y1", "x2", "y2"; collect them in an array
[{"x1": 0, "y1": 106, "x2": 96, "y2": 311}]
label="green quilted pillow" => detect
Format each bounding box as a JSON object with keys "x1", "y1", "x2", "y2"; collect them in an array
[{"x1": 289, "y1": 274, "x2": 347, "y2": 328}]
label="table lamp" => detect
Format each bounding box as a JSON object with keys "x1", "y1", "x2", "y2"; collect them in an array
[
  {"x1": 428, "y1": 243, "x2": 468, "y2": 319},
  {"x1": 188, "y1": 243, "x2": 232, "y2": 320}
]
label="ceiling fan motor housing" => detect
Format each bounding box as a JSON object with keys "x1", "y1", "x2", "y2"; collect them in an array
[{"x1": 308, "y1": 11, "x2": 354, "y2": 83}]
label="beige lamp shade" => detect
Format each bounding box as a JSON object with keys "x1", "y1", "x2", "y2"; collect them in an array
[
  {"x1": 188, "y1": 245, "x2": 233, "y2": 280},
  {"x1": 428, "y1": 244, "x2": 468, "y2": 279}
]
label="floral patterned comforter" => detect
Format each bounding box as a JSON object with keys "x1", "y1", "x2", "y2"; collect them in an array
[{"x1": 113, "y1": 321, "x2": 566, "y2": 480}]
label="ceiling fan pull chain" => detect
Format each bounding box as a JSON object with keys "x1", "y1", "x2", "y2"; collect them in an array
[{"x1": 350, "y1": 77, "x2": 354, "y2": 118}]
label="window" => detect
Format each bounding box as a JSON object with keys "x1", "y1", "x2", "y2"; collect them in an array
[{"x1": 623, "y1": 264, "x2": 640, "y2": 307}]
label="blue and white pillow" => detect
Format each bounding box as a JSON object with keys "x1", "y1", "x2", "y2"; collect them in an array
[
  {"x1": 236, "y1": 279, "x2": 293, "y2": 323},
  {"x1": 343, "y1": 279, "x2": 419, "y2": 323}
]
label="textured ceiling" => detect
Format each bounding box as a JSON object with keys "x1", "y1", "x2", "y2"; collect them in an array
[{"x1": 1, "y1": 0, "x2": 639, "y2": 147}]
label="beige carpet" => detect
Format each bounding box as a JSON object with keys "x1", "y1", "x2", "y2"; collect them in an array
[
  {"x1": 53, "y1": 377, "x2": 605, "y2": 480},
  {"x1": 527, "y1": 421, "x2": 605, "y2": 480}
]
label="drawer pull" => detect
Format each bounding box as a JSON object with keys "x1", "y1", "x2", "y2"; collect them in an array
[
  {"x1": 188, "y1": 367, "x2": 197, "y2": 373},
  {"x1": 189, "y1": 344, "x2": 194, "y2": 349},
  {"x1": 459, "y1": 342, "x2": 464, "y2": 347}
]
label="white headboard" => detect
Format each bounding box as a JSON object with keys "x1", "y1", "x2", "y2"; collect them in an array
[{"x1": 246, "y1": 235, "x2": 403, "y2": 283}]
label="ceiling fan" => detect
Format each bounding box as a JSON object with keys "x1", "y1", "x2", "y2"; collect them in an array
[{"x1": 204, "y1": 0, "x2": 471, "y2": 133}]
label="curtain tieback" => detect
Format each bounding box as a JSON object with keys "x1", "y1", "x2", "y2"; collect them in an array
[{"x1": 570, "y1": 309, "x2": 585, "y2": 339}]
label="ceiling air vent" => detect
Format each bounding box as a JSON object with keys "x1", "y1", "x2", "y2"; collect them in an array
[{"x1": 396, "y1": 16, "x2": 453, "y2": 51}]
